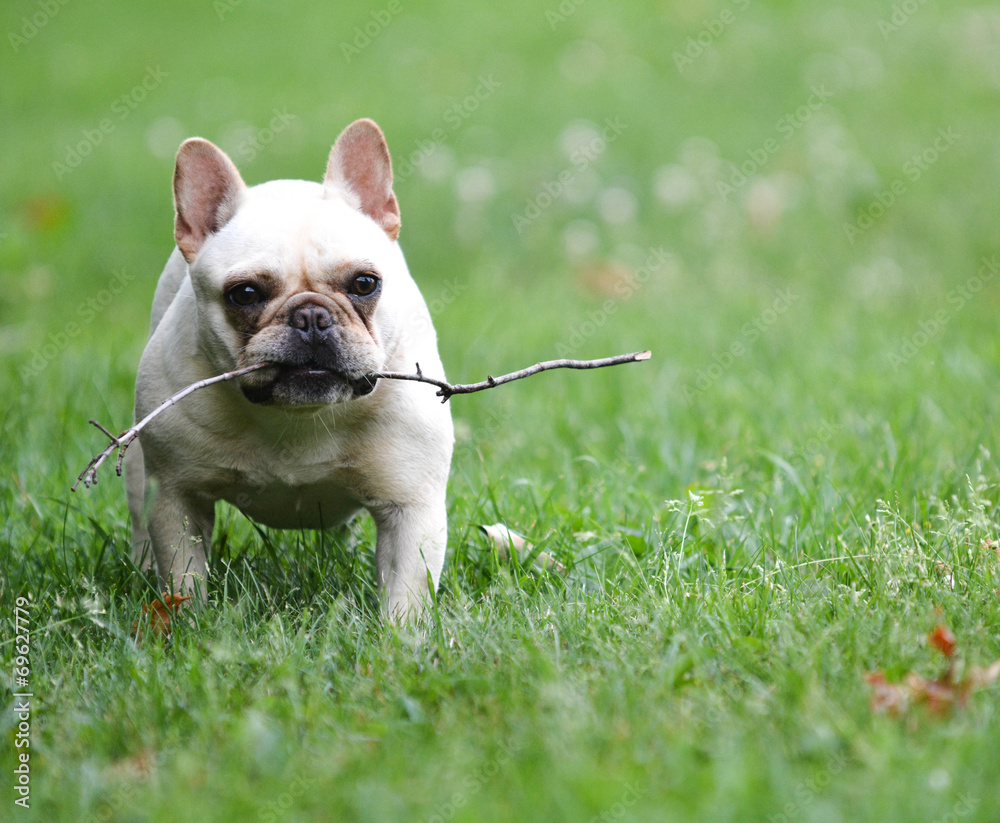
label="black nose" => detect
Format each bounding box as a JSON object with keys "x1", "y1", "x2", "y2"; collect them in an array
[{"x1": 290, "y1": 304, "x2": 333, "y2": 337}]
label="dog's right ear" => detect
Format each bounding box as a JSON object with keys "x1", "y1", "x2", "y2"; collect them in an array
[{"x1": 173, "y1": 138, "x2": 247, "y2": 263}]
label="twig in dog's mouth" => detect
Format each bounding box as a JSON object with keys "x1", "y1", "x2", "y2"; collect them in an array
[
  {"x1": 368, "y1": 350, "x2": 652, "y2": 402},
  {"x1": 72, "y1": 361, "x2": 270, "y2": 491},
  {"x1": 73, "y1": 351, "x2": 651, "y2": 490}
]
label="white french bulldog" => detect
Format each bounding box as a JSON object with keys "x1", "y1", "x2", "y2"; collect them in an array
[{"x1": 125, "y1": 118, "x2": 454, "y2": 620}]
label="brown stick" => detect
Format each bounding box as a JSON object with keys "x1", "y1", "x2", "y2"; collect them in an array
[
  {"x1": 371, "y1": 350, "x2": 652, "y2": 402},
  {"x1": 73, "y1": 351, "x2": 651, "y2": 489},
  {"x1": 72, "y1": 362, "x2": 269, "y2": 491}
]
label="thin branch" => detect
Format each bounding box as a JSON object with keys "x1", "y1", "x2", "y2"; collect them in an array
[
  {"x1": 372, "y1": 350, "x2": 652, "y2": 402},
  {"x1": 74, "y1": 350, "x2": 652, "y2": 489},
  {"x1": 72, "y1": 362, "x2": 269, "y2": 491}
]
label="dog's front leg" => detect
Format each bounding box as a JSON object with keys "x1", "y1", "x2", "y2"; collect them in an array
[
  {"x1": 373, "y1": 499, "x2": 448, "y2": 622},
  {"x1": 146, "y1": 484, "x2": 215, "y2": 600}
]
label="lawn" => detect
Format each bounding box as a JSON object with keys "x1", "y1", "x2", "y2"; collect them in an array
[{"x1": 4, "y1": 0, "x2": 1000, "y2": 820}]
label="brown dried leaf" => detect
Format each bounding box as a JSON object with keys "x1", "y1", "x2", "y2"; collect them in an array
[
  {"x1": 906, "y1": 671, "x2": 957, "y2": 716},
  {"x1": 22, "y1": 193, "x2": 70, "y2": 232},
  {"x1": 865, "y1": 671, "x2": 909, "y2": 716},
  {"x1": 132, "y1": 593, "x2": 192, "y2": 640},
  {"x1": 866, "y1": 625, "x2": 1000, "y2": 718},
  {"x1": 927, "y1": 624, "x2": 956, "y2": 659},
  {"x1": 964, "y1": 659, "x2": 1000, "y2": 693}
]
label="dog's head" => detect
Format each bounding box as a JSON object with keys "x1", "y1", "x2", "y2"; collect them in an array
[{"x1": 173, "y1": 119, "x2": 407, "y2": 407}]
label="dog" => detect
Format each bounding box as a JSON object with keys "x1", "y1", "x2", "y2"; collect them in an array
[{"x1": 124, "y1": 118, "x2": 454, "y2": 620}]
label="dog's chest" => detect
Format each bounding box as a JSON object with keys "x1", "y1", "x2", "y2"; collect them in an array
[
  {"x1": 223, "y1": 474, "x2": 364, "y2": 530},
  {"x1": 209, "y1": 427, "x2": 373, "y2": 529}
]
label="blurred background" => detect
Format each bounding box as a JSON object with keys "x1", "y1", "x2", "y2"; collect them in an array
[{"x1": 3, "y1": 0, "x2": 1000, "y2": 560}]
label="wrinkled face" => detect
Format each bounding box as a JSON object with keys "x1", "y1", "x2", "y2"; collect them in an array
[{"x1": 189, "y1": 181, "x2": 401, "y2": 407}]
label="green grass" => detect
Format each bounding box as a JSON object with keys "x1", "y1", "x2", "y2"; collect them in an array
[{"x1": 4, "y1": 0, "x2": 1000, "y2": 820}]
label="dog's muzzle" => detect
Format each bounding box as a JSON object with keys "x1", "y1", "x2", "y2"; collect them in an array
[{"x1": 237, "y1": 295, "x2": 380, "y2": 405}]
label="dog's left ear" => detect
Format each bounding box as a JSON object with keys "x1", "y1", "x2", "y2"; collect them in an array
[{"x1": 324, "y1": 119, "x2": 401, "y2": 241}]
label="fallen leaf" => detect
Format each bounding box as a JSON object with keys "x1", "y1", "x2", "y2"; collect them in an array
[
  {"x1": 21, "y1": 193, "x2": 70, "y2": 232},
  {"x1": 866, "y1": 624, "x2": 1000, "y2": 718},
  {"x1": 905, "y1": 671, "x2": 957, "y2": 716},
  {"x1": 965, "y1": 660, "x2": 1000, "y2": 692},
  {"x1": 927, "y1": 624, "x2": 956, "y2": 658},
  {"x1": 479, "y1": 524, "x2": 566, "y2": 573},
  {"x1": 865, "y1": 671, "x2": 909, "y2": 716},
  {"x1": 132, "y1": 593, "x2": 191, "y2": 640}
]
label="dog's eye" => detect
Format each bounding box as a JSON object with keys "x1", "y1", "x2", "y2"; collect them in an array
[
  {"x1": 227, "y1": 284, "x2": 265, "y2": 307},
  {"x1": 350, "y1": 273, "x2": 380, "y2": 297}
]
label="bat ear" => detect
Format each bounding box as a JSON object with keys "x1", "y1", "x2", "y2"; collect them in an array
[
  {"x1": 173, "y1": 138, "x2": 246, "y2": 262},
  {"x1": 324, "y1": 118, "x2": 400, "y2": 241}
]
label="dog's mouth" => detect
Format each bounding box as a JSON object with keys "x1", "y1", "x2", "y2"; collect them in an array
[
  {"x1": 285, "y1": 364, "x2": 378, "y2": 396},
  {"x1": 241, "y1": 361, "x2": 378, "y2": 405}
]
